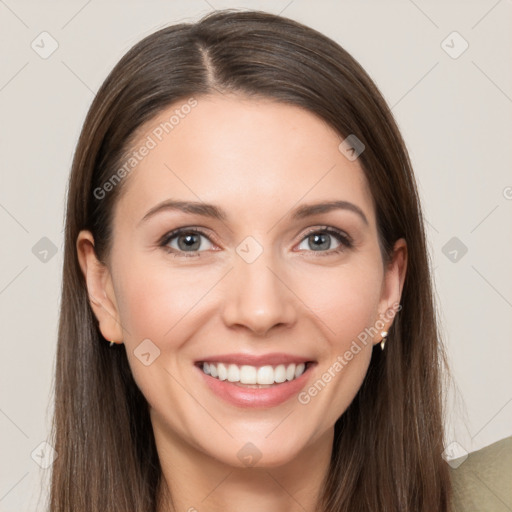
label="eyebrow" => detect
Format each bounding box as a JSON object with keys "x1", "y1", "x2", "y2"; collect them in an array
[{"x1": 138, "y1": 199, "x2": 369, "y2": 226}]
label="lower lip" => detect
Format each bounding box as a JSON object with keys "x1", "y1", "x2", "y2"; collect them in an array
[{"x1": 195, "y1": 363, "x2": 316, "y2": 408}]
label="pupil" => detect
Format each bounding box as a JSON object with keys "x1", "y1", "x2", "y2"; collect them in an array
[
  {"x1": 179, "y1": 234, "x2": 200, "y2": 251},
  {"x1": 311, "y1": 233, "x2": 329, "y2": 251}
]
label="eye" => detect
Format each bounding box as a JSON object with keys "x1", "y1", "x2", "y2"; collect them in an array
[
  {"x1": 296, "y1": 227, "x2": 353, "y2": 256},
  {"x1": 159, "y1": 228, "x2": 214, "y2": 257},
  {"x1": 159, "y1": 225, "x2": 353, "y2": 258}
]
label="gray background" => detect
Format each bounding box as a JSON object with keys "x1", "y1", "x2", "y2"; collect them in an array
[{"x1": 1, "y1": 0, "x2": 511, "y2": 510}]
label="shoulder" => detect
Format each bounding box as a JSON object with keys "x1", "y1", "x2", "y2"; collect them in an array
[{"x1": 449, "y1": 435, "x2": 512, "y2": 511}]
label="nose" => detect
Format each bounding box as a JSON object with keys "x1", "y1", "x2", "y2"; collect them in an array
[{"x1": 221, "y1": 249, "x2": 298, "y2": 336}]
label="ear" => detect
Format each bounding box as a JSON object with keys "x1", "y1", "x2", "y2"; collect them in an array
[
  {"x1": 76, "y1": 230, "x2": 124, "y2": 343},
  {"x1": 374, "y1": 237, "x2": 408, "y2": 343}
]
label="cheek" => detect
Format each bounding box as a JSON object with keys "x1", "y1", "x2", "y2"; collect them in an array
[
  {"x1": 113, "y1": 255, "x2": 217, "y2": 344},
  {"x1": 292, "y1": 259, "x2": 382, "y2": 420},
  {"x1": 111, "y1": 257, "x2": 204, "y2": 409},
  {"x1": 112, "y1": 254, "x2": 224, "y2": 405},
  {"x1": 293, "y1": 258, "x2": 383, "y2": 348}
]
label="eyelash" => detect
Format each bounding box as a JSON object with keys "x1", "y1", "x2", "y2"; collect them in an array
[{"x1": 158, "y1": 226, "x2": 353, "y2": 258}]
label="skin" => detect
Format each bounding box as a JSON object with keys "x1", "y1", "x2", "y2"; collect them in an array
[{"x1": 77, "y1": 94, "x2": 407, "y2": 512}]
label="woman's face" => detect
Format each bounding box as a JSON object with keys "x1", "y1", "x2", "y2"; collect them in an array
[{"x1": 78, "y1": 94, "x2": 406, "y2": 468}]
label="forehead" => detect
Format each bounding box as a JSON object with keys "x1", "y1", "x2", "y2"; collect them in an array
[{"x1": 114, "y1": 94, "x2": 374, "y2": 228}]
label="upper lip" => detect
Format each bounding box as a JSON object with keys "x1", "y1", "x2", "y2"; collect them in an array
[{"x1": 195, "y1": 353, "x2": 315, "y2": 367}]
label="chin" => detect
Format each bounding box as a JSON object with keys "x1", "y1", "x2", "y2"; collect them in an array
[{"x1": 202, "y1": 430, "x2": 311, "y2": 469}]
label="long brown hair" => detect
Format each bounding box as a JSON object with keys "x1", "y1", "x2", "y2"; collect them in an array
[{"x1": 49, "y1": 9, "x2": 451, "y2": 511}]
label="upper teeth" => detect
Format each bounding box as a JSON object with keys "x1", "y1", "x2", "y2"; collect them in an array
[{"x1": 202, "y1": 362, "x2": 307, "y2": 385}]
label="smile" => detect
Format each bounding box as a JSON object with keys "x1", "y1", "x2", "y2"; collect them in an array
[
  {"x1": 194, "y1": 360, "x2": 317, "y2": 408},
  {"x1": 198, "y1": 361, "x2": 312, "y2": 386}
]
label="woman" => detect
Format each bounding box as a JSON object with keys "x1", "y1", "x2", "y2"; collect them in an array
[{"x1": 50, "y1": 9, "x2": 451, "y2": 511}]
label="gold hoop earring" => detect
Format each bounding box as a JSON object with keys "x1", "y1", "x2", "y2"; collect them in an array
[{"x1": 380, "y1": 331, "x2": 388, "y2": 351}]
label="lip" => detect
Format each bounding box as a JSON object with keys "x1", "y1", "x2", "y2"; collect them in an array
[
  {"x1": 194, "y1": 360, "x2": 317, "y2": 408},
  {"x1": 194, "y1": 352, "x2": 314, "y2": 366}
]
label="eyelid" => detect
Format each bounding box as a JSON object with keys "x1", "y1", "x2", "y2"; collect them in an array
[
  {"x1": 294, "y1": 226, "x2": 353, "y2": 256},
  {"x1": 158, "y1": 226, "x2": 221, "y2": 248},
  {"x1": 299, "y1": 225, "x2": 353, "y2": 244},
  {"x1": 159, "y1": 225, "x2": 353, "y2": 255}
]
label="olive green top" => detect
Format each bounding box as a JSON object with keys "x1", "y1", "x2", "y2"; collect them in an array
[{"x1": 450, "y1": 436, "x2": 512, "y2": 511}]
